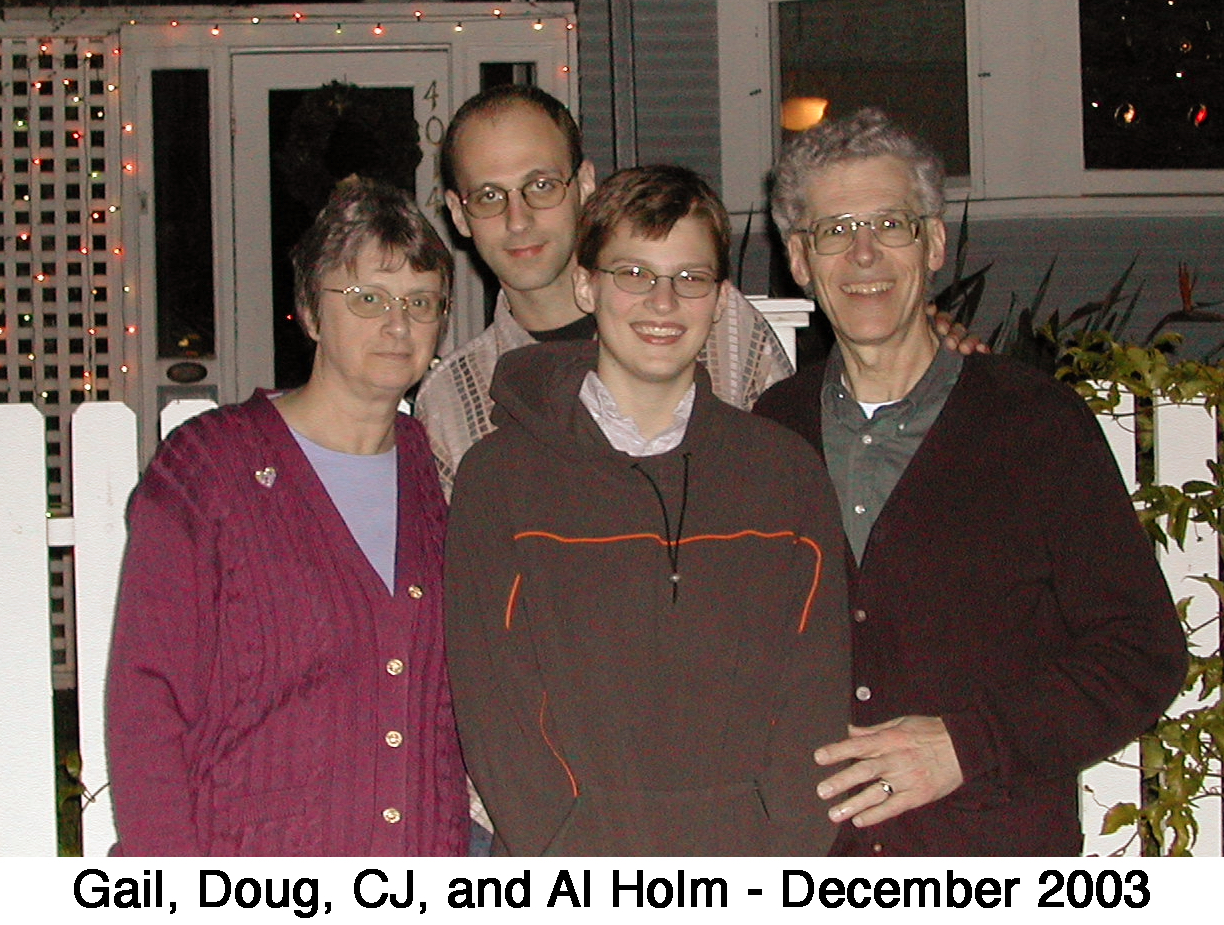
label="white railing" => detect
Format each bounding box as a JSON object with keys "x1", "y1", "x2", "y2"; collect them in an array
[{"x1": 1, "y1": 391, "x2": 1220, "y2": 857}]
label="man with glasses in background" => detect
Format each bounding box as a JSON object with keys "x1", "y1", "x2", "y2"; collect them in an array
[
  {"x1": 415, "y1": 84, "x2": 795, "y2": 499},
  {"x1": 755, "y1": 108, "x2": 1187, "y2": 855}
]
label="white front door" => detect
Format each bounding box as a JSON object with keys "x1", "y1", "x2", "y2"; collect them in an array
[
  {"x1": 118, "y1": 10, "x2": 575, "y2": 455},
  {"x1": 228, "y1": 48, "x2": 454, "y2": 400}
]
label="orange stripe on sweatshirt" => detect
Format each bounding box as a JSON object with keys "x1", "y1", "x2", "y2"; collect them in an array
[
  {"x1": 539, "y1": 691, "x2": 579, "y2": 797},
  {"x1": 792, "y1": 535, "x2": 823, "y2": 634},
  {"x1": 504, "y1": 573, "x2": 523, "y2": 630},
  {"x1": 512, "y1": 529, "x2": 824, "y2": 633}
]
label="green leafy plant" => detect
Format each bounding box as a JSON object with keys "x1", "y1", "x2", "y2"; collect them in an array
[
  {"x1": 57, "y1": 749, "x2": 84, "y2": 856},
  {"x1": 1068, "y1": 336, "x2": 1223, "y2": 856},
  {"x1": 1100, "y1": 579, "x2": 1222, "y2": 856},
  {"x1": 1144, "y1": 263, "x2": 1224, "y2": 360}
]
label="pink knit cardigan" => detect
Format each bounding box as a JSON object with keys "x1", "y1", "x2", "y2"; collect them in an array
[{"x1": 106, "y1": 391, "x2": 468, "y2": 856}]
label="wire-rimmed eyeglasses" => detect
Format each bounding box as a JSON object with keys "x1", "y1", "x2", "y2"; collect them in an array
[
  {"x1": 801, "y1": 209, "x2": 928, "y2": 256},
  {"x1": 321, "y1": 286, "x2": 449, "y2": 323},
  {"x1": 458, "y1": 168, "x2": 579, "y2": 219},
  {"x1": 597, "y1": 266, "x2": 720, "y2": 299}
]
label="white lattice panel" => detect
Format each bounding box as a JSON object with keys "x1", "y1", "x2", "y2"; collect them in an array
[{"x1": 2, "y1": 30, "x2": 127, "y2": 687}]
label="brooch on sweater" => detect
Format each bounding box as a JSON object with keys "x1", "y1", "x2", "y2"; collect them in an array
[{"x1": 254, "y1": 466, "x2": 277, "y2": 488}]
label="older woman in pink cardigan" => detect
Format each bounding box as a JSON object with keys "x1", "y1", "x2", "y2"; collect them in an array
[{"x1": 106, "y1": 177, "x2": 468, "y2": 856}]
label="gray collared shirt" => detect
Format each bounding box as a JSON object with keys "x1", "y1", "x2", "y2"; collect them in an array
[{"x1": 822, "y1": 344, "x2": 963, "y2": 562}]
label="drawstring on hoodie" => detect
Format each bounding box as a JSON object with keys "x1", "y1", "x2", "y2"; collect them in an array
[{"x1": 631, "y1": 453, "x2": 691, "y2": 605}]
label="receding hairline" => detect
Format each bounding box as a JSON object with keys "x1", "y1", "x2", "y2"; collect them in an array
[{"x1": 443, "y1": 92, "x2": 583, "y2": 194}]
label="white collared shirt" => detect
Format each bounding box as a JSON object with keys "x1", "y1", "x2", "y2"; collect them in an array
[{"x1": 578, "y1": 371, "x2": 695, "y2": 457}]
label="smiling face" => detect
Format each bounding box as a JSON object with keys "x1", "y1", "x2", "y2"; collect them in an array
[
  {"x1": 307, "y1": 241, "x2": 445, "y2": 402},
  {"x1": 444, "y1": 102, "x2": 596, "y2": 311},
  {"x1": 786, "y1": 155, "x2": 946, "y2": 355},
  {"x1": 574, "y1": 214, "x2": 727, "y2": 404}
]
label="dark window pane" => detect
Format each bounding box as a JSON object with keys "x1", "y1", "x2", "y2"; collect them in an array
[
  {"x1": 778, "y1": 0, "x2": 969, "y2": 177},
  {"x1": 480, "y1": 62, "x2": 538, "y2": 90},
  {"x1": 152, "y1": 69, "x2": 215, "y2": 358},
  {"x1": 1081, "y1": 0, "x2": 1224, "y2": 169}
]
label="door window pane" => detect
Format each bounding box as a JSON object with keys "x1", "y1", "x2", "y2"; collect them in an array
[{"x1": 268, "y1": 84, "x2": 419, "y2": 388}]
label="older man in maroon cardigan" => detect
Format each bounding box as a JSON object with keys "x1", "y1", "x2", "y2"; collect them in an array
[{"x1": 755, "y1": 108, "x2": 1187, "y2": 855}]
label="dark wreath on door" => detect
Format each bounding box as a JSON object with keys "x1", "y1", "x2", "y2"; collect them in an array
[{"x1": 269, "y1": 81, "x2": 423, "y2": 388}]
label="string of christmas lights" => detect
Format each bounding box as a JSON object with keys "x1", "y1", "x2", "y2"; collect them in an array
[
  {"x1": 3, "y1": 32, "x2": 127, "y2": 408},
  {"x1": 126, "y1": 7, "x2": 575, "y2": 39},
  {"x1": 5, "y1": 5, "x2": 578, "y2": 411}
]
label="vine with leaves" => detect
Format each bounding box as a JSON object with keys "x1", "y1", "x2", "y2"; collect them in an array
[
  {"x1": 1062, "y1": 330, "x2": 1223, "y2": 856},
  {"x1": 939, "y1": 239, "x2": 1223, "y2": 855}
]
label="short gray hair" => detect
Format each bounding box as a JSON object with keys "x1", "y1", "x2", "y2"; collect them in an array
[{"x1": 769, "y1": 108, "x2": 946, "y2": 237}]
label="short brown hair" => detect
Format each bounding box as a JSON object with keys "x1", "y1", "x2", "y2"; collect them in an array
[
  {"x1": 440, "y1": 84, "x2": 583, "y2": 194},
  {"x1": 290, "y1": 175, "x2": 452, "y2": 336},
  {"x1": 576, "y1": 165, "x2": 730, "y2": 281}
]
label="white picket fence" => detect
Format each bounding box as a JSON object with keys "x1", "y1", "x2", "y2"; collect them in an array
[
  {"x1": 1, "y1": 390, "x2": 1220, "y2": 857},
  {"x1": 1, "y1": 399, "x2": 212, "y2": 858}
]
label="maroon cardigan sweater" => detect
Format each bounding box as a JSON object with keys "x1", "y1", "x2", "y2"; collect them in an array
[
  {"x1": 106, "y1": 391, "x2": 468, "y2": 856},
  {"x1": 755, "y1": 353, "x2": 1187, "y2": 855}
]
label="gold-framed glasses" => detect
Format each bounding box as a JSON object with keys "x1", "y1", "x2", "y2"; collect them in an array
[
  {"x1": 598, "y1": 266, "x2": 720, "y2": 299},
  {"x1": 803, "y1": 209, "x2": 927, "y2": 255},
  {"x1": 321, "y1": 286, "x2": 448, "y2": 323},
  {"x1": 458, "y1": 169, "x2": 579, "y2": 219}
]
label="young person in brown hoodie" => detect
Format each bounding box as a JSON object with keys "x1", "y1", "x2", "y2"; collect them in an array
[{"x1": 445, "y1": 165, "x2": 851, "y2": 855}]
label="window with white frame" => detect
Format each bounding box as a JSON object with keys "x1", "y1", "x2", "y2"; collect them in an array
[
  {"x1": 719, "y1": 0, "x2": 1224, "y2": 221},
  {"x1": 775, "y1": 0, "x2": 968, "y2": 179}
]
